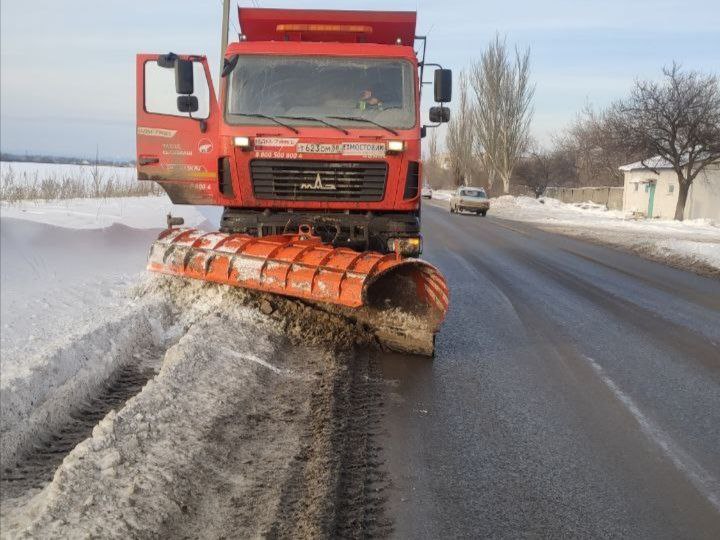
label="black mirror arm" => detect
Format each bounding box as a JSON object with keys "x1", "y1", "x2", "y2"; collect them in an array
[
  {"x1": 186, "y1": 111, "x2": 208, "y2": 134},
  {"x1": 420, "y1": 63, "x2": 445, "y2": 87}
]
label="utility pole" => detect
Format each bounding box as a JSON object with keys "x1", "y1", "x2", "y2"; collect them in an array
[{"x1": 220, "y1": 0, "x2": 230, "y2": 82}]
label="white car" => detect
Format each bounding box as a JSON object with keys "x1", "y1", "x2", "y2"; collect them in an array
[
  {"x1": 421, "y1": 186, "x2": 433, "y2": 199},
  {"x1": 449, "y1": 187, "x2": 490, "y2": 216}
]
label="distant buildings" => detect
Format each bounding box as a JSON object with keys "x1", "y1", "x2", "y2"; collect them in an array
[
  {"x1": 433, "y1": 152, "x2": 452, "y2": 170},
  {"x1": 620, "y1": 157, "x2": 720, "y2": 220}
]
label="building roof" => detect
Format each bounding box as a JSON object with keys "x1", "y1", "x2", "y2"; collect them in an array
[{"x1": 619, "y1": 153, "x2": 715, "y2": 172}]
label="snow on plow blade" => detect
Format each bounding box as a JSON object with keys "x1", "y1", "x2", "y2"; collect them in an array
[{"x1": 147, "y1": 228, "x2": 449, "y2": 355}]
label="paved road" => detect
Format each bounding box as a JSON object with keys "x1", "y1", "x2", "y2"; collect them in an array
[{"x1": 377, "y1": 201, "x2": 720, "y2": 538}]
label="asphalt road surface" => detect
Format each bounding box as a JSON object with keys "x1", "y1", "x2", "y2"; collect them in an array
[{"x1": 377, "y1": 201, "x2": 720, "y2": 538}]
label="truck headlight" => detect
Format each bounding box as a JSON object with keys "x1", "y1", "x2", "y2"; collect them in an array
[
  {"x1": 387, "y1": 140, "x2": 405, "y2": 152},
  {"x1": 234, "y1": 136, "x2": 251, "y2": 148}
]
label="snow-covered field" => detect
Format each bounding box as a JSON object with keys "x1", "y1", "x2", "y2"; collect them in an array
[{"x1": 430, "y1": 192, "x2": 720, "y2": 273}]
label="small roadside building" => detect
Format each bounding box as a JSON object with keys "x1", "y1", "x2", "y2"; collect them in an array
[{"x1": 620, "y1": 157, "x2": 720, "y2": 220}]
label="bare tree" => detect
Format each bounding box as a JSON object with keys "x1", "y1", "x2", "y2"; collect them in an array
[
  {"x1": 471, "y1": 35, "x2": 534, "y2": 194},
  {"x1": 426, "y1": 128, "x2": 439, "y2": 168},
  {"x1": 513, "y1": 151, "x2": 550, "y2": 197},
  {"x1": 512, "y1": 147, "x2": 575, "y2": 196},
  {"x1": 553, "y1": 104, "x2": 638, "y2": 187},
  {"x1": 445, "y1": 71, "x2": 475, "y2": 186},
  {"x1": 423, "y1": 128, "x2": 446, "y2": 189},
  {"x1": 609, "y1": 64, "x2": 720, "y2": 220}
]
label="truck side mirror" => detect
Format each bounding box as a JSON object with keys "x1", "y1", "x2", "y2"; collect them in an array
[
  {"x1": 429, "y1": 106, "x2": 450, "y2": 123},
  {"x1": 175, "y1": 59, "x2": 194, "y2": 95},
  {"x1": 434, "y1": 69, "x2": 452, "y2": 103},
  {"x1": 177, "y1": 95, "x2": 199, "y2": 113}
]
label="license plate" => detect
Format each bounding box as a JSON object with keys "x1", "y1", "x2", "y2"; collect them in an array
[{"x1": 296, "y1": 143, "x2": 342, "y2": 154}]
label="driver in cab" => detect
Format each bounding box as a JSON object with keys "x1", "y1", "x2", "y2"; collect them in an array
[{"x1": 357, "y1": 89, "x2": 384, "y2": 111}]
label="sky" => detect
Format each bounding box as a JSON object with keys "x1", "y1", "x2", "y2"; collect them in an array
[{"x1": 1, "y1": 0, "x2": 719, "y2": 160}]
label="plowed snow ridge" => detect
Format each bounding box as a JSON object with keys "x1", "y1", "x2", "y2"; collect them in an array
[{"x1": 1, "y1": 277, "x2": 389, "y2": 537}]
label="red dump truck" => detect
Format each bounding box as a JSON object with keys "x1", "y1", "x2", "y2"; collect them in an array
[
  {"x1": 136, "y1": 7, "x2": 451, "y2": 256},
  {"x1": 135, "y1": 7, "x2": 451, "y2": 354}
]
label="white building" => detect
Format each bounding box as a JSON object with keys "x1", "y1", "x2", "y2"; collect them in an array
[{"x1": 620, "y1": 157, "x2": 720, "y2": 220}]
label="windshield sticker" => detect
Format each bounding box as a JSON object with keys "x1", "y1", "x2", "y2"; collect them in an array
[
  {"x1": 198, "y1": 139, "x2": 213, "y2": 154},
  {"x1": 255, "y1": 137, "x2": 298, "y2": 148},
  {"x1": 341, "y1": 142, "x2": 386, "y2": 157},
  {"x1": 137, "y1": 127, "x2": 177, "y2": 138},
  {"x1": 297, "y1": 143, "x2": 342, "y2": 154}
]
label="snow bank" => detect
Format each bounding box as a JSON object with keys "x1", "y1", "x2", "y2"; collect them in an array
[
  {"x1": 1, "y1": 219, "x2": 158, "y2": 361},
  {"x1": 1, "y1": 196, "x2": 208, "y2": 230},
  {"x1": 2, "y1": 278, "x2": 320, "y2": 537},
  {"x1": 489, "y1": 195, "x2": 720, "y2": 272},
  {"x1": 0, "y1": 290, "x2": 174, "y2": 468},
  {"x1": 431, "y1": 189, "x2": 454, "y2": 201},
  {"x1": 1, "y1": 196, "x2": 221, "y2": 361},
  {"x1": 0, "y1": 196, "x2": 223, "y2": 466}
]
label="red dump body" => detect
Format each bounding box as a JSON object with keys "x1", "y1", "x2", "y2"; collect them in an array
[
  {"x1": 136, "y1": 8, "x2": 423, "y2": 214},
  {"x1": 237, "y1": 8, "x2": 417, "y2": 44}
]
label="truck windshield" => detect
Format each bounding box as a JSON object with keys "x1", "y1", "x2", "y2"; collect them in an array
[{"x1": 225, "y1": 55, "x2": 416, "y2": 130}]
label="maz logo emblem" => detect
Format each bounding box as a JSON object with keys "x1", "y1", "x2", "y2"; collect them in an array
[{"x1": 300, "y1": 173, "x2": 337, "y2": 191}]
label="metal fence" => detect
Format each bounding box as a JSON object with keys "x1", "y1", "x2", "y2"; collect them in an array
[{"x1": 544, "y1": 186, "x2": 624, "y2": 210}]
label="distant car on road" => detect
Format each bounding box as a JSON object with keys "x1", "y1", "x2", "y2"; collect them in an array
[
  {"x1": 421, "y1": 186, "x2": 433, "y2": 199},
  {"x1": 449, "y1": 187, "x2": 490, "y2": 216}
]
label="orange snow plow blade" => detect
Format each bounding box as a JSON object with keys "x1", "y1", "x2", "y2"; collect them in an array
[{"x1": 147, "y1": 228, "x2": 449, "y2": 353}]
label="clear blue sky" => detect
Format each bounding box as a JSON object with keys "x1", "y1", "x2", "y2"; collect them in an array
[{"x1": 2, "y1": 0, "x2": 718, "y2": 160}]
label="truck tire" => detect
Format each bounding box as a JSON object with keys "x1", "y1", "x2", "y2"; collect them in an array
[{"x1": 481, "y1": 210, "x2": 487, "y2": 217}]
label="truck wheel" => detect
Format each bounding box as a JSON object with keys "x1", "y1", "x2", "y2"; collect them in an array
[
  {"x1": 450, "y1": 205, "x2": 455, "y2": 213},
  {"x1": 481, "y1": 210, "x2": 487, "y2": 217}
]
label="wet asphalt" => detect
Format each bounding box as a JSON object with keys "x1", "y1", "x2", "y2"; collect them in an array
[{"x1": 377, "y1": 201, "x2": 720, "y2": 539}]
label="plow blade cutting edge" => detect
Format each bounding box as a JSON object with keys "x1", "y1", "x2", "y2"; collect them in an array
[{"x1": 147, "y1": 228, "x2": 449, "y2": 355}]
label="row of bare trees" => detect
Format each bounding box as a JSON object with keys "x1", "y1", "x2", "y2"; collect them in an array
[
  {"x1": 437, "y1": 42, "x2": 720, "y2": 219},
  {"x1": 522, "y1": 64, "x2": 720, "y2": 219},
  {"x1": 473, "y1": 36, "x2": 534, "y2": 193},
  {"x1": 610, "y1": 64, "x2": 720, "y2": 219},
  {"x1": 437, "y1": 35, "x2": 534, "y2": 194}
]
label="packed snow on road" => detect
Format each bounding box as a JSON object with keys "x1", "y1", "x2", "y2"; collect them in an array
[{"x1": 430, "y1": 191, "x2": 720, "y2": 273}]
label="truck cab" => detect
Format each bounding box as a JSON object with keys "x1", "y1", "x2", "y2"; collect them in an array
[{"x1": 136, "y1": 8, "x2": 451, "y2": 256}]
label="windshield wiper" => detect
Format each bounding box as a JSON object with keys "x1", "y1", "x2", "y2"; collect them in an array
[
  {"x1": 233, "y1": 113, "x2": 299, "y2": 134},
  {"x1": 326, "y1": 115, "x2": 398, "y2": 136},
  {"x1": 277, "y1": 115, "x2": 349, "y2": 135}
]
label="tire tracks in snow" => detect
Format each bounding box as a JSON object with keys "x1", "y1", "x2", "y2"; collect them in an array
[
  {"x1": 1, "y1": 346, "x2": 162, "y2": 502},
  {"x1": 1, "y1": 295, "x2": 179, "y2": 490},
  {"x1": 1, "y1": 276, "x2": 392, "y2": 538}
]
